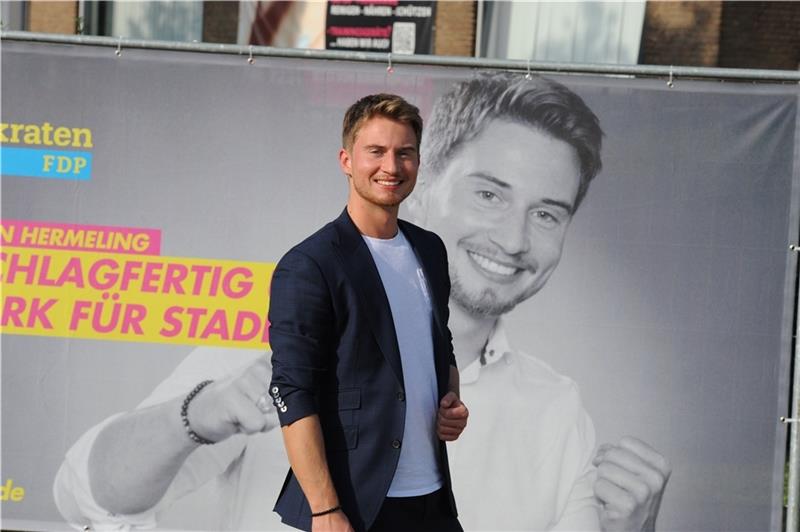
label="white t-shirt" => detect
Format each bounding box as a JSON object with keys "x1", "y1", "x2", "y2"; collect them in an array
[{"x1": 362, "y1": 230, "x2": 443, "y2": 497}]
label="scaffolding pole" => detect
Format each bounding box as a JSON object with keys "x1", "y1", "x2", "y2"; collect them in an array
[{"x1": 788, "y1": 313, "x2": 800, "y2": 531}]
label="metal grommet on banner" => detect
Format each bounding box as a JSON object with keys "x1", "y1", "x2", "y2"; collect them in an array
[
  {"x1": 115, "y1": 36, "x2": 122, "y2": 57},
  {"x1": 667, "y1": 65, "x2": 674, "y2": 89},
  {"x1": 789, "y1": 244, "x2": 800, "y2": 252},
  {"x1": 247, "y1": 45, "x2": 254, "y2": 65},
  {"x1": 781, "y1": 416, "x2": 800, "y2": 424},
  {"x1": 525, "y1": 59, "x2": 532, "y2": 80},
  {"x1": 386, "y1": 53, "x2": 394, "y2": 74}
]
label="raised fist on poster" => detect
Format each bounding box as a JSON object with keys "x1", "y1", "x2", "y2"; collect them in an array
[
  {"x1": 186, "y1": 356, "x2": 279, "y2": 442},
  {"x1": 593, "y1": 436, "x2": 672, "y2": 532}
]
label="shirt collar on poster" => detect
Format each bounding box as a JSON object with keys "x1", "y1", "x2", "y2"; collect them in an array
[{"x1": 460, "y1": 319, "x2": 512, "y2": 385}]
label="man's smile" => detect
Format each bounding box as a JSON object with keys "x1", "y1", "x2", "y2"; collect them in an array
[{"x1": 466, "y1": 249, "x2": 528, "y2": 280}]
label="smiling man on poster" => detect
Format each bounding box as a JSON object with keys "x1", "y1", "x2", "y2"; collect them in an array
[{"x1": 409, "y1": 72, "x2": 671, "y2": 531}]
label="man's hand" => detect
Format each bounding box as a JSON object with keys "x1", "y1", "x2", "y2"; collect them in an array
[
  {"x1": 312, "y1": 509, "x2": 354, "y2": 532},
  {"x1": 437, "y1": 391, "x2": 468, "y2": 441},
  {"x1": 593, "y1": 436, "x2": 671, "y2": 532},
  {"x1": 187, "y1": 356, "x2": 278, "y2": 443}
]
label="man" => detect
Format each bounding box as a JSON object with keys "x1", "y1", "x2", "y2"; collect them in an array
[
  {"x1": 267, "y1": 93, "x2": 467, "y2": 531},
  {"x1": 408, "y1": 72, "x2": 671, "y2": 530}
]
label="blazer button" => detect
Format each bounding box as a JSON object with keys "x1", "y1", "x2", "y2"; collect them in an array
[
  {"x1": 392, "y1": 439, "x2": 402, "y2": 449},
  {"x1": 396, "y1": 391, "x2": 405, "y2": 402}
]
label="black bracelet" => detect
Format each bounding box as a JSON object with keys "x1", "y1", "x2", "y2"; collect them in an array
[
  {"x1": 311, "y1": 505, "x2": 341, "y2": 518},
  {"x1": 180, "y1": 379, "x2": 215, "y2": 445}
]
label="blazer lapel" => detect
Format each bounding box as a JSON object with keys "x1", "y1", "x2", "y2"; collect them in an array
[
  {"x1": 332, "y1": 209, "x2": 405, "y2": 388},
  {"x1": 399, "y1": 220, "x2": 448, "y2": 344},
  {"x1": 399, "y1": 220, "x2": 452, "y2": 397}
]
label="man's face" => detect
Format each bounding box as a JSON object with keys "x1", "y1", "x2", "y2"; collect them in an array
[
  {"x1": 418, "y1": 119, "x2": 581, "y2": 317},
  {"x1": 339, "y1": 115, "x2": 419, "y2": 210}
]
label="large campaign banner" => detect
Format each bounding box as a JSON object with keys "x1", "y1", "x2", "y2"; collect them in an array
[{"x1": 1, "y1": 39, "x2": 798, "y2": 531}]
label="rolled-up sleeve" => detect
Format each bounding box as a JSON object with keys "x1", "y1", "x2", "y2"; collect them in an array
[
  {"x1": 53, "y1": 415, "x2": 158, "y2": 531},
  {"x1": 268, "y1": 249, "x2": 334, "y2": 426}
]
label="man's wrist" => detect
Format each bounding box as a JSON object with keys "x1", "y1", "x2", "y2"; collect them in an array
[
  {"x1": 311, "y1": 505, "x2": 342, "y2": 517},
  {"x1": 180, "y1": 380, "x2": 216, "y2": 445}
]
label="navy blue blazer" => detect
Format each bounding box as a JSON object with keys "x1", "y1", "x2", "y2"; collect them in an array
[{"x1": 268, "y1": 208, "x2": 458, "y2": 531}]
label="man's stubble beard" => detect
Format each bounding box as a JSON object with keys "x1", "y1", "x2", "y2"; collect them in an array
[{"x1": 449, "y1": 264, "x2": 530, "y2": 318}]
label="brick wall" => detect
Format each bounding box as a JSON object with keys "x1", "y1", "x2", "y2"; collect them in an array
[
  {"x1": 434, "y1": 1, "x2": 475, "y2": 57},
  {"x1": 28, "y1": 0, "x2": 77, "y2": 34},
  {"x1": 202, "y1": 1, "x2": 239, "y2": 44},
  {"x1": 640, "y1": 0, "x2": 800, "y2": 70},
  {"x1": 718, "y1": 1, "x2": 800, "y2": 70},
  {"x1": 639, "y1": 1, "x2": 723, "y2": 67}
]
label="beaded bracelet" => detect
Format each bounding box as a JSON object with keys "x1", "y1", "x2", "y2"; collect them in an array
[{"x1": 180, "y1": 379, "x2": 215, "y2": 445}]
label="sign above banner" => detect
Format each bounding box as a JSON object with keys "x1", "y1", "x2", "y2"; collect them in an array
[{"x1": 325, "y1": 0, "x2": 435, "y2": 54}]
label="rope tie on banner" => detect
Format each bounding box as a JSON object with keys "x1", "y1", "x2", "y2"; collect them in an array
[
  {"x1": 386, "y1": 52, "x2": 394, "y2": 74},
  {"x1": 667, "y1": 65, "x2": 674, "y2": 88},
  {"x1": 115, "y1": 36, "x2": 122, "y2": 57},
  {"x1": 525, "y1": 58, "x2": 532, "y2": 80},
  {"x1": 247, "y1": 45, "x2": 254, "y2": 65},
  {"x1": 782, "y1": 417, "x2": 800, "y2": 424},
  {"x1": 790, "y1": 244, "x2": 800, "y2": 252}
]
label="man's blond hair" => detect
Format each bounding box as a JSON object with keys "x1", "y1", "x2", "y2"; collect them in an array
[{"x1": 342, "y1": 93, "x2": 423, "y2": 151}]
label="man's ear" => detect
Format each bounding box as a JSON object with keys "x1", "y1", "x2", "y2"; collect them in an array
[{"x1": 338, "y1": 147, "x2": 352, "y2": 177}]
